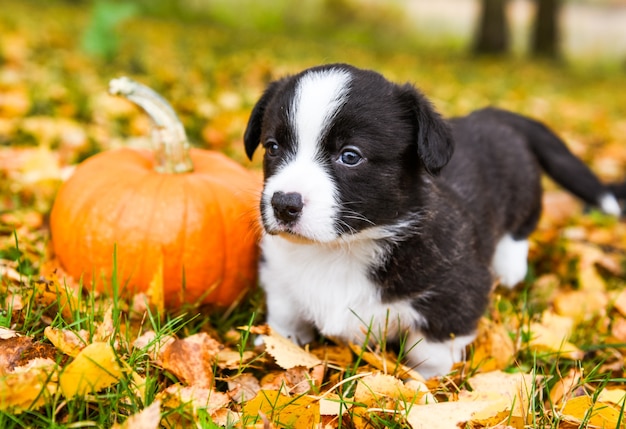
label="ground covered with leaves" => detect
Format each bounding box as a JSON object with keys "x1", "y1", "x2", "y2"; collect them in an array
[{"x1": 3, "y1": 1, "x2": 626, "y2": 428}]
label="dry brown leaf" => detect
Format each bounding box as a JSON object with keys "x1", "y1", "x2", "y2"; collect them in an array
[
  {"x1": 44, "y1": 326, "x2": 89, "y2": 357},
  {"x1": 159, "y1": 384, "x2": 231, "y2": 416},
  {"x1": 216, "y1": 348, "x2": 256, "y2": 370},
  {"x1": 0, "y1": 336, "x2": 58, "y2": 375},
  {"x1": 159, "y1": 332, "x2": 221, "y2": 389},
  {"x1": 132, "y1": 330, "x2": 175, "y2": 361},
  {"x1": 228, "y1": 373, "x2": 261, "y2": 403},
  {"x1": 262, "y1": 328, "x2": 322, "y2": 369},
  {"x1": 260, "y1": 365, "x2": 324, "y2": 395},
  {"x1": 59, "y1": 341, "x2": 123, "y2": 398},
  {"x1": 112, "y1": 400, "x2": 162, "y2": 429}
]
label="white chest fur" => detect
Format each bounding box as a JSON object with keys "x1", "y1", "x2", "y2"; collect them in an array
[{"x1": 259, "y1": 233, "x2": 424, "y2": 345}]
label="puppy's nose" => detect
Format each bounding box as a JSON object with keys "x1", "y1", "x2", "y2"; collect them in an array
[{"x1": 271, "y1": 191, "x2": 303, "y2": 223}]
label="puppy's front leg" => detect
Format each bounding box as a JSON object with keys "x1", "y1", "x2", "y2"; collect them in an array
[
  {"x1": 265, "y1": 291, "x2": 315, "y2": 345},
  {"x1": 405, "y1": 330, "x2": 476, "y2": 379}
]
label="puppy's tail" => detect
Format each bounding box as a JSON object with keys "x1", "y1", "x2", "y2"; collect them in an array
[{"x1": 486, "y1": 108, "x2": 622, "y2": 216}]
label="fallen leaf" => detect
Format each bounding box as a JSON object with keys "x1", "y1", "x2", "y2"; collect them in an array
[
  {"x1": 553, "y1": 290, "x2": 608, "y2": 323},
  {"x1": 216, "y1": 348, "x2": 256, "y2": 370},
  {"x1": 228, "y1": 373, "x2": 261, "y2": 403},
  {"x1": 59, "y1": 341, "x2": 123, "y2": 398},
  {"x1": 0, "y1": 327, "x2": 18, "y2": 340},
  {"x1": 569, "y1": 242, "x2": 608, "y2": 292},
  {"x1": 458, "y1": 370, "x2": 537, "y2": 429},
  {"x1": 132, "y1": 330, "x2": 175, "y2": 361},
  {"x1": 348, "y1": 343, "x2": 425, "y2": 382},
  {"x1": 528, "y1": 321, "x2": 583, "y2": 360},
  {"x1": 44, "y1": 326, "x2": 88, "y2": 357},
  {"x1": 0, "y1": 336, "x2": 58, "y2": 375},
  {"x1": 558, "y1": 395, "x2": 625, "y2": 428},
  {"x1": 159, "y1": 384, "x2": 231, "y2": 416},
  {"x1": 597, "y1": 388, "x2": 626, "y2": 406},
  {"x1": 407, "y1": 400, "x2": 497, "y2": 429},
  {"x1": 548, "y1": 368, "x2": 582, "y2": 407},
  {"x1": 469, "y1": 317, "x2": 515, "y2": 372},
  {"x1": 260, "y1": 365, "x2": 324, "y2": 395},
  {"x1": 0, "y1": 358, "x2": 57, "y2": 413},
  {"x1": 241, "y1": 390, "x2": 320, "y2": 428},
  {"x1": 262, "y1": 328, "x2": 322, "y2": 370},
  {"x1": 112, "y1": 400, "x2": 161, "y2": 429},
  {"x1": 159, "y1": 332, "x2": 221, "y2": 389}
]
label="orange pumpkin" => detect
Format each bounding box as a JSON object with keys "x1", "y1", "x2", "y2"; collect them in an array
[{"x1": 50, "y1": 78, "x2": 261, "y2": 307}]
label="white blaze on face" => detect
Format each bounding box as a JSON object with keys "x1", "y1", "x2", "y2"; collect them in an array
[{"x1": 262, "y1": 68, "x2": 352, "y2": 242}]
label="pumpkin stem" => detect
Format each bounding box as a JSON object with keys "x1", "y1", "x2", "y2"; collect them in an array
[{"x1": 109, "y1": 77, "x2": 194, "y2": 174}]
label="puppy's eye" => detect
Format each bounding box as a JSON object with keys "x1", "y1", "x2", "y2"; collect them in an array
[
  {"x1": 264, "y1": 139, "x2": 280, "y2": 157},
  {"x1": 337, "y1": 147, "x2": 363, "y2": 166}
]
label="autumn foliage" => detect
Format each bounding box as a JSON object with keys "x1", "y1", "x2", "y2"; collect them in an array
[{"x1": 3, "y1": 1, "x2": 626, "y2": 428}]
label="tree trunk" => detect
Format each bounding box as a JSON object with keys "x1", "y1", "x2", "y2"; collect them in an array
[
  {"x1": 474, "y1": 0, "x2": 510, "y2": 55},
  {"x1": 532, "y1": 0, "x2": 561, "y2": 58}
]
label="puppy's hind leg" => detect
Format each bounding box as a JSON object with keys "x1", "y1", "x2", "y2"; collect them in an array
[{"x1": 492, "y1": 233, "x2": 529, "y2": 288}]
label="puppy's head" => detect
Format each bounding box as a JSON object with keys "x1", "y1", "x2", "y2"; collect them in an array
[{"x1": 244, "y1": 64, "x2": 453, "y2": 243}]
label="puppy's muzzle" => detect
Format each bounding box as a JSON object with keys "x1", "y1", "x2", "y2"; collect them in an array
[{"x1": 271, "y1": 191, "x2": 304, "y2": 224}]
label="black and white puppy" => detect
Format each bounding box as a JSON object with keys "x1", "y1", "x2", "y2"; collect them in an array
[{"x1": 243, "y1": 64, "x2": 620, "y2": 378}]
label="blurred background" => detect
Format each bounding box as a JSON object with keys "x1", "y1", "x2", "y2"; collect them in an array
[{"x1": 1, "y1": 0, "x2": 626, "y2": 199}]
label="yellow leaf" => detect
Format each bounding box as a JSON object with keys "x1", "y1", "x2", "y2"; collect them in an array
[
  {"x1": 59, "y1": 342, "x2": 122, "y2": 398},
  {"x1": 354, "y1": 372, "x2": 428, "y2": 408},
  {"x1": 548, "y1": 368, "x2": 582, "y2": 407},
  {"x1": 407, "y1": 400, "x2": 496, "y2": 429},
  {"x1": 241, "y1": 390, "x2": 320, "y2": 428},
  {"x1": 553, "y1": 290, "x2": 608, "y2": 323},
  {"x1": 0, "y1": 358, "x2": 57, "y2": 413},
  {"x1": 559, "y1": 395, "x2": 625, "y2": 428},
  {"x1": 528, "y1": 322, "x2": 583, "y2": 360},
  {"x1": 598, "y1": 388, "x2": 626, "y2": 406},
  {"x1": 262, "y1": 328, "x2": 322, "y2": 370},
  {"x1": 569, "y1": 242, "x2": 608, "y2": 292},
  {"x1": 469, "y1": 397, "x2": 520, "y2": 428},
  {"x1": 459, "y1": 370, "x2": 537, "y2": 428},
  {"x1": 470, "y1": 317, "x2": 515, "y2": 372}
]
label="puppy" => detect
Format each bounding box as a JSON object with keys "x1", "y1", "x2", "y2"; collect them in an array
[{"x1": 243, "y1": 64, "x2": 620, "y2": 378}]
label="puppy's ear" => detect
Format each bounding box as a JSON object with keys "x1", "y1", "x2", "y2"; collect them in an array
[
  {"x1": 244, "y1": 80, "x2": 281, "y2": 160},
  {"x1": 400, "y1": 84, "x2": 454, "y2": 175}
]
